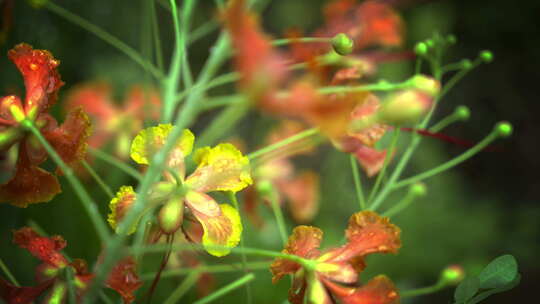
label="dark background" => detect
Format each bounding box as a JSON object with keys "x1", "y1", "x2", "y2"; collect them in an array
[{"x1": 0, "y1": 0, "x2": 538, "y2": 303}]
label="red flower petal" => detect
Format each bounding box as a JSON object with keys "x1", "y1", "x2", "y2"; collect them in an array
[
  {"x1": 7, "y1": 43, "x2": 64, "y2": 116},
  {"x1": 223, "y1": 0, "x2": 287, "y2": 102},
  {"x1": 0, "y1": 277, "x2": 55, "y2": 304},
  {"x1": 12, "y1": 227, "x2": 67, "y2": 268},
  {"x1": 328, "y1": 275, "x2": 400, "y2": 304},
  {"x1": 323, "y1": 211, "x2": 400, "y2": 265},
  {"x1": 354, "y1": 146, "x2": 388, "y2": 178},
  {"x1": 0, "y1": 146, "x2": 61, "y2": 207},
  {"x1": 270, "y1": 226, "x2": 323, "y2": 283},
  {"x1": 42, "y1": 107, "x2": 91, "y2": 166},
  {"x1": 106, "y1": 256, "x2": 142, "y2": 304},
  {"x1": 280, "y1": 171, "x2": 319, "y2": 223}
]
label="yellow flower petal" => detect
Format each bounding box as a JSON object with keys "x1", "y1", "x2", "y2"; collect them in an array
[
  {"x1": 108, "y1": 186, "x2": 137, "y2": 234},
  {"x1": 186, "y1": 143, "x2": 252, "y2": 193},
  {"x1": 185, "y1": 190, "x2": 243, "y2": 257},
  {"x1": 130, "y1": 124, "x2": 194, "y2": 166}
]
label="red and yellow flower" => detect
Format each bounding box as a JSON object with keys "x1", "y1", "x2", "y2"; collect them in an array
[{"x1": 271, "y1": 211, "x2": 401, "y2": 304}]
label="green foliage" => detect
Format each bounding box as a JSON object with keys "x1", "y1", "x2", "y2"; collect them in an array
[{"x1": 453, "y1": 255, "x2": 520, "y2": 304}]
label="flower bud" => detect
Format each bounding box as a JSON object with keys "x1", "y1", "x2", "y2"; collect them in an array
[
  {"x1": 27, "y1": 0, "x2": 48, "y2": 9},
  {"x1": 256, "y1": 179, "x2": 275, "y2": 198},
  {"x1": 495, "y1": 121, "x2": 512, "y2": 138},
  {"x1": 454, "y1": 105, "x2": 470, "y2": 121},
  {"x1": 414, "y1": 42, "x2": 428, "y2": 56},
  {"x1": 409, "y1": 183, "x2": 427, "y2": 197},
  {"x1": 479, "y1": 50, "x2": 494, "y2": 63},
  {"x1": 410, "y1": 75, "x2": 440, "y2": 96},
  {"x1": 377, "y1": 90, "x2": 432, "y2": 125},
  {"x1": 440, "y1": 265, "x2": 465, "y2": 285},
  {"x1": 158, "y1": 197, "x2": 184, "y2": 234},
  {"x1": 332, "y1": 33, "x2": 354, "y2": 56},
  {"x1": 461, "y1": 59, "x2": 473, "y2": 70}
]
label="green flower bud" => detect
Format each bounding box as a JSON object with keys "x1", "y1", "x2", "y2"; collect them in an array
[
  {"x1": 331, "y1": 33, "x2": 354, "y2": 56},
  {"x1": 479, "y1": 50, "x2": 494, "y2": 63},
  {"x1": 27, "y1": 0, "x2": 48, "y2": 9},
  {"x1": 409, "y1": 183, "x2": 427, "y2": 197},
  {"x1": 461, "y1": 59, "x2": 473, "y2": 70},
  {"x1": 158, "y1": 198, "x2": 184, "y2": 234},
  {"x1": 378, "y1": 90, "x2": 433, "y2": 125},
  {"x1": 410, "y1": 75, "x2": 440, "y2": 96},
  {"x1": 495, "y1": 121, "x2": 512, "y2": 138},
  {"x1": 454, "y1": 105, "x2": 470, "y2": 121},
  {"x1": 440, "y1": 265, "x2": 465, "y2": 285},
  {"x1": 256, "y1": 179, "x2": 275, "y2": 197},
  {"x1": 414, "y1": 42, "x2": 428, "y2": 56}
]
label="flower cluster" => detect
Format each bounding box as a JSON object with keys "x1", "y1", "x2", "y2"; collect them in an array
[
  {"x1": 0, "y1": 227, "x2": 141, "y2": 304},
  {"x1": 0, "y1": 43, "x2": 91, "y2": 207},
  {"x1": 108, "y1": 124, "x2": 252, "y2": 256},
  {"x1": 271, "y1": 211, "x2": 401, "y2": 304}
]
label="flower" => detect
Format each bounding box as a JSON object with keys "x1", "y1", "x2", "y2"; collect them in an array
[
  {"x1": 270, "y1": 211, "x2": 401, "y2": 304},
  {"x1": 109, "y1": 124, "x2": 252, "y2": 257},
  {"x1": 65, "y1": 82, "x2": 160, "y2": 159},
  {"x1": 245, "y1": 121, "x2": 320, "y2": 226},
  {"x1": 0, "y1": 227, "x2": 142, "y2": 304},
  {"x1": 0, "y1": 43, "x2": 91, "y2": 207}
]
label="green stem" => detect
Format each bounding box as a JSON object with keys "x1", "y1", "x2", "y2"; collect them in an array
[
  {"x1": 45, "y1": 2, "x2": 163, "y2": 80},
  {"x1": 429, "y1": 113, "x2": 461, "y2": 133},
  {"x1": 382, "y1": 187, "x2": 417, "y2": 217},
  {"x1": 141, "y1": 261, "x2": 271, "y2": 281},
  {"x1": 401, "y1": 280, "x2": 446, "y2": 298},
  {"x1": 188, "y1": 21, "x2": 219, "y2": 45},
  {"x1": 0, "y1": 257, "x2": 19, "y2": 286},
  {"x1": 195, "y1": 99, "x2": 249, "y2": 148},
  {"x1": 161, "y1": 0, "x2": 196, "y2": 123},
  {"x1": 368, "y1": 130, "x2": 400, "y2": 204},
  {"x1": 269, "y1": 193, "x2": 288, "y2": 246},
  {"x1": 65, "y1": 267, "x2": 77, "y2": 304},
  {"x1": 272, "y1": 37, "x2": 331, "y2": 46},
  {"x1": 248, "y1": 128, "x2": 318, "y2": 160},
  {"x1": 393, "y1": 129, "x2": 500, "y2": 189},
  {"x1": 229, "y1": 192, "x2": 253, "y2": 304},
  {"x1": 25, "y1": 121, "x2": 110, "y2": 243},
  {"x1": 350, "y1": 155, "x2": 367, "y2": 210},
  {"x1": 193, "y1": 273, "x2": 256, "y2": 304},
  {"x1": 88, "y1": 148, "x2": 143, "y2": 181},
  {"x1": 317, "y1": 80, "x2": 412, "y2": 95},
  {"x1": 163, "y1": 272, "x2": 201, "y2": 304},
  {"x1": 149, "y1": 0, "x2": 164, "y2": 71},
  {"x1": 81, "y1": 160, "x2": 114, "y2": 198}
]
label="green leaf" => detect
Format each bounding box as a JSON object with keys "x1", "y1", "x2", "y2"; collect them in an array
[
  {"x1": 454, "y1": 277, "x2": 480, "y2": 304},
  {"x1": 469, "y1": 273, "x2": 521, "y2": 304},
  {"x1": 478, "y1": 254, "x2": 518, "y2": 289}
]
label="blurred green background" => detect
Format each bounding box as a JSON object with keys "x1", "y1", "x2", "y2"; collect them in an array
[{"x1": 0, "y1": 0, "x2": 538, "y2": 303}]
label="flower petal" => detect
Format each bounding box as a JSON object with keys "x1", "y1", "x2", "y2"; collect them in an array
[
  {"x1": 186, "y1": 191, "x2": 242, "y2": 257},
  {"x1": 0, "y1": 147, "x2": 61, "y2": 207},
  {"x1": 0, "y1": 277, "x2": 55, "y2": 304},
  {"x1": 7, "y1": 43, "x2": 64, "y2": 117},
  {"x1": 130, "y1": 124, "x2": 194, "y2": 174},
  {"x1": 12, "y1": 227, "x2": 67, "y2": 268},
  {"x1": 270, "y1": 226, "x2": 323, "y2": 283},
  {"x1": 187, "y1": 143, "x2": 252, "y2": 193},
  {"x1": 322, "y1": 211, "x2": 401, "y2": 265},
  {"x1": 106, "y1": 256, "x2": 142, "y2": 304},
  {"x1": 108, "y1": 186, "x2": 138, "y2": 234},
  {"x1": 42, "y1": 108, "x2": 91, "y2": 166},
  {"x1": 279, "y1": 171, "x2": 319, "y2": 223},
  {"x1": 328, "y1": 275, "x2": 400, "y2": 304}
]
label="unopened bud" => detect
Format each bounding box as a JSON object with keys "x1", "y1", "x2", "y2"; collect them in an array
[
  {"x1": 409, "y1": 183, "x2": 427, "y2": 197},
  {"x1": 414, "y1": 42, "x2": 428, "y2": 56},
  {"x1": 461, "y1": 59, "x2": 473, "y2": 70},
  {"x1": 27, "y1": 0, "x2": 48, "y2": 9},
  {"x1": 158, "y1": 198, "x2": 184, "y2": 234},
  {"x1": 332, "y1": 33, "x2": 354, "y2": 56},
  {"x1": 440, "y1": 265, "x2": 465, "y2": 285},
  {"x1": 446, "y1": 35, "x2": 457, "y2": 45},
  {"x1": 454, "y1": 105, "x2": 470, "y2": 121},
  {"x1": 378, "y1": 90, "x2": 432, "y2": 125},
  {"x1": 495, "y1": 121, "x2": 512, "y2": 138},
  {"x1": 479, "y1": 50, "x2": 494, "y2": 63},
  {"x1": 256, "y1": 180, "x2": 275, "y2": 197},
  {"x1": 410, "y1": 75, "x2": 441, "y2": 96}
]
